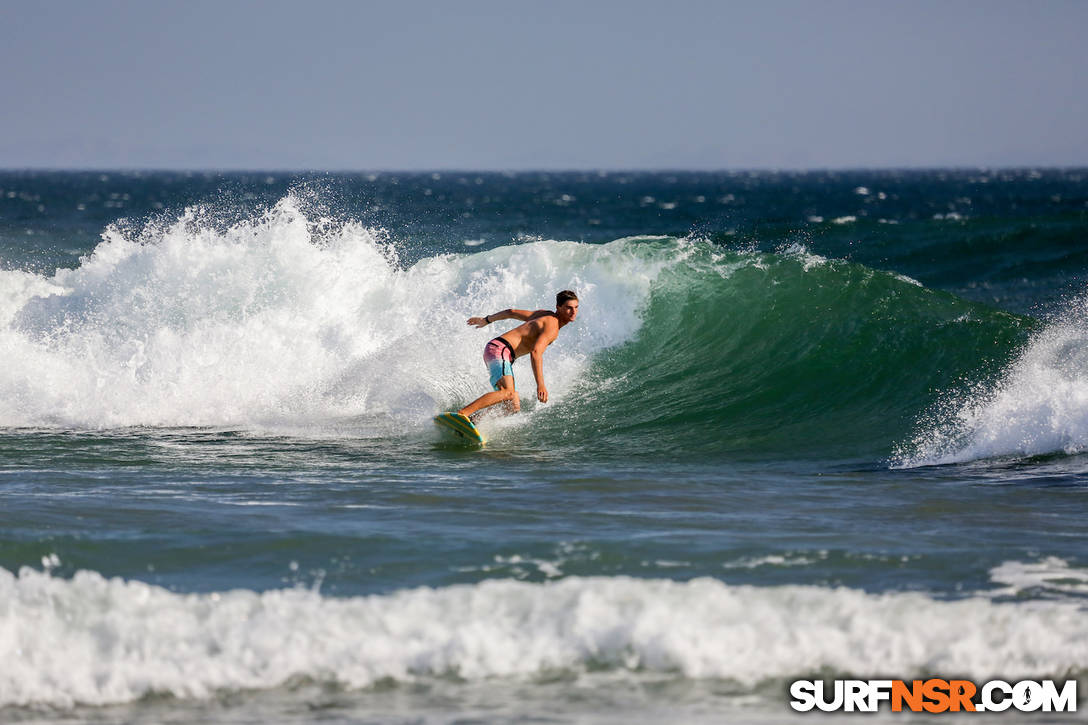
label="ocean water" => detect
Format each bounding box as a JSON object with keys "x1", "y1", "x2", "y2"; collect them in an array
[{"x1": 1, "y1": 169, "x2": 1088, "y2": 723}]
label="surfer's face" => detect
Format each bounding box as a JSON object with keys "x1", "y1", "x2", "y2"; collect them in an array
[{"x1": 558, "y1": 299, "x2": 578, "y2": 323}]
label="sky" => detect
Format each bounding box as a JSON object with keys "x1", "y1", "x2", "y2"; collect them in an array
[{"x1": 1, "y1": 0, "x2": 1086, "y2": 170}]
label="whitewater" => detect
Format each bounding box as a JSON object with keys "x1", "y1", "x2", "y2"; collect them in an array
[
  {"x1": 0, "y1": 196, "x2": 656, "y2": 430},
  {"x1": 4, "y1": 563, "x2": 1088, "y2": 709}
]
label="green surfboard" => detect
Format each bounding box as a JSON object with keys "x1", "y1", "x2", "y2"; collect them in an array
[{"x1": 434, "y1": 412, "x2": 486, "y2": 444}]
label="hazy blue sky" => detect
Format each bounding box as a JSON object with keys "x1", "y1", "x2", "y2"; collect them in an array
[{"x1": 2, "y1": 0, "x2": 1086, "y2": 170}]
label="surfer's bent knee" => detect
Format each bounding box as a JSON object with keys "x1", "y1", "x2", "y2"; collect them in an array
[{"x1": 498, "y1": 379, "x2": 519, "y2": 411}]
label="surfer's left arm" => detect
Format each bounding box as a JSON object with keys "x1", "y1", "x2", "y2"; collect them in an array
[{"x1": 530, "y1": 319, "x2": 559, "y2": 403}]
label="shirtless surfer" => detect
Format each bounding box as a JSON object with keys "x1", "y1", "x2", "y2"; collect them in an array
[{"x1": 457, "y1": 290, "x2": 579, "y2": 419}]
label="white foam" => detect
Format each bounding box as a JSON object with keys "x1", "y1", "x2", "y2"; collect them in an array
[
  {"x1": 2, "y1": 567, "x2": 1086, "y2": 709},
  {"x1": 894, "y1": 273, "x2": 923, "y2": 287},
  {"x1": 777, "y1": 243, "x2": 829, "y2": 272},
  {"x1": 897, "y1": 299, "x2": 1088, "y2": 465},
  {"x1": 990, "y1": 557, "x2": 1088, "y2": 598},
  {"x1": 721, "y1": 552, "x2": 828, "y2": 569},
  {"x1": 0, "y1": 196, "x2": 671, "y2": 430}
]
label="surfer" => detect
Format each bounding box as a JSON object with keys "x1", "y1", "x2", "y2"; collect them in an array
[{"x1": 458, "y1": 290, "x2": 579, "y2": 419}]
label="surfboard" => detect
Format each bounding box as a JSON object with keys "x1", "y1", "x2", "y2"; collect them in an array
[{"x1": 433, "y1": 412, "x2": 486, "y2": 444}]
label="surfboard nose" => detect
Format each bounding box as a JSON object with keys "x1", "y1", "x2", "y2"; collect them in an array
[{"x1": 434, "y1": 412, "x2": 486, "y2": 444}]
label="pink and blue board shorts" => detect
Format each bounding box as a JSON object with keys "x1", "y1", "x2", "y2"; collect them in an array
[{"x1": 483, "y1": 337, "x2": 516, "y2": 390}]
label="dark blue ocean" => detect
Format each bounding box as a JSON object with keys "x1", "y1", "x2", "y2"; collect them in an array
[{"x1": 2, "y1": 170, "x2": 1088, "y2": 723}]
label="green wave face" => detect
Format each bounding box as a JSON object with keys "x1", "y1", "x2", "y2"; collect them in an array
[{"x1": 543, "y1": 241, "x2": 1033, "y2": 462}]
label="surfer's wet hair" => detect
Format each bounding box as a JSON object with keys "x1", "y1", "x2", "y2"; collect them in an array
[{"x1": 556, "y1": 290, "x2": 578, "y2": 307}]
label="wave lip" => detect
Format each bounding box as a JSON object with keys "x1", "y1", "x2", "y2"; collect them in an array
[{"x1": 3, "y1": 566, "x2": 1087, "y2": 709}]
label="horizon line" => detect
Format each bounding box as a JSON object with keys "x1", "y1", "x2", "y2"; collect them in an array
[{"x1": 2, "y1": 165, "x2": 1087, "y2": 175}]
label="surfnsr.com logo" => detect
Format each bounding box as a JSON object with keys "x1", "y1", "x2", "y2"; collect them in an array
[{"x1": 789, "y1": 679, "x2": 1077, "y2": 713}]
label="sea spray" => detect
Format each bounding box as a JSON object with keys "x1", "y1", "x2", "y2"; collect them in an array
[
  {"x1": 0, "y1": 197, "x2": 659, "y2": 429},
  {"x1": 896, "y1": 295, "x2": 1088, "y2": 466}
]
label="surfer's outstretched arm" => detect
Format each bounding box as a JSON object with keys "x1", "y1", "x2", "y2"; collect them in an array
[{"x1": 467, "y1": 308, "x2": 538, "y2": 327}]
